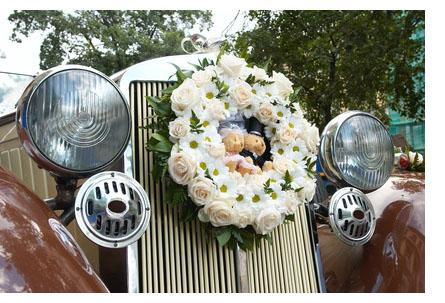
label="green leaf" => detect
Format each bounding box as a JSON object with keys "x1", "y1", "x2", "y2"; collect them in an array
[
  {"x1": 151, "y1": 132, "x2": 169, "y2": 143},
  {"x1": 294, "y1": 187, "x2": 304, "y2": 192},
  {"x1": 165, "y1": 182, "x2": 189, "y2": 205},
  {"x1": 281, "y1": 170, "x2": 293, "y2": 191},
  {"x1": 216, "y1": 42, "x2": 228, "y2": 65},
  {"x1": 216, "y1": 229, "x2": 232, "y2": 246},
  {"x1": 263, "y1": 179, "x2": 273, "y2": 195},
  {"x1": 285, "y1": 214, "x2": 295, "y2": 222},
  {"x1": 182, "y1": 204, "x2": 200, "y2": 222},
  {"x1": 146, "y1": 96, "x2": 171, "y2": 116},
  {"x1": 147, "y1": 139, "x2": 172, "y2": 153},
  {"x1": 170, "y1": 63, "x2": 190, "y2": 82},
  {"x1": 231, "y1": 230, "x2": 244, "y2": 243},
  {"x1": 245, "y1": 74, "x2": 256, "y2": 85}
]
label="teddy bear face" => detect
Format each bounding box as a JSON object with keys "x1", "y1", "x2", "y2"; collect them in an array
[
  {"x1": 222, "y1": 132, "x2": 245, "y2": 153},
  {"x1": 244, "y1": 134, "x2": 266, "y2": 156}
]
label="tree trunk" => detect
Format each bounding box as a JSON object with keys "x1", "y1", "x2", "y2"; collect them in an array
[{"x1": 322, "y1": 51, "x2": 336, "y2": 129}]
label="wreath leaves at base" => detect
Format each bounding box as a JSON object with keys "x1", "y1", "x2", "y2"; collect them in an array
[{"x1": 144, "y1": 49, "x2": 320, "y2": 251}]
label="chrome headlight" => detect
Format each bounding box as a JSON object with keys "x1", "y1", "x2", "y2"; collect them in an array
[
  {"x1": 319, "y1": 111, "x2": 394, "y2": 192},
  {"x1": 16, "y1": 65, "x2": 130, "y2": 178}
]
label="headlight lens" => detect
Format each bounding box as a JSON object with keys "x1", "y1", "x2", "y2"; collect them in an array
[
  {"x1": 17, "y1": 65, "x2": 130, "y2": 177},
  {"x1": 320, "y1": 111, "x2": 393, "y2": 192}
]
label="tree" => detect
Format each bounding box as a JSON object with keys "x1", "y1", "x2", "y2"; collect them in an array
[
  {"x1": 8, "y1": 10, "x2": 213, "y2": 75},
  {"x1": 234, "y1": 11, "x2": 424, "y2": 129}
]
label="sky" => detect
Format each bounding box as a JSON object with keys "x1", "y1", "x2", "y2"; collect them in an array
[{"x1": 0, "y1": 10, "x2": 247, "y2": 75}]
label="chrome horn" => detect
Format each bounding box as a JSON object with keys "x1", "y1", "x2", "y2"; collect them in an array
[
  {"x1": 75, "y1": 171, "x2": 150, "y2": 248},
  {"x1": 314, "y1": 187, "x2": 376, "y2": 246}
]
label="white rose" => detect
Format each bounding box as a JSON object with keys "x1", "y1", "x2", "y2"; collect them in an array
[
  {"x1": 204, "y1": 199, "x2": 236, "y2": 227},
  {"x1": 273, "y1": 156, "x2": 296, "y2": 175},
  {"x1": 171, "y1": 79, "x2": 201, "y2": 116},
  {"x1": 188, "y1": 176, "x2": 216, "y2": 206},
  {"x1": 252, "y1": 66, "x2": 268, "y2": 81},
  {"x1": 254, "y1": 207, "x2": 283, "y2": 235},
  {"x1": 244, "y1": 173, "x2": 268, "y2": 188},
  {"x1": 256, "y1": 101, "x2": 276, "y2": 124},
  {"x1": 205, "y1": 142, "x2": 226, "y2": 158},
  {"x1": 283, "y1": 191, "x2": 303, "y2": 215},
  {"x1": 242, "y1": 65, "x2": 269, "y2": 81},
  {"x1": 234, "y1": 207, "x2": 255, "y2": 229},
  {"x1": 277, "y1": 124, "x2": 297, "y2": 144},
  {"x1": 302, "y1": 176, "x2": 316, "y2": 202},
  {"x1": 204, "y1": 65, "x2": 222, "y2": 78},
  {"x1": 272, "y1": 71, "x2": 293, "y2": 99},
  {"x1": 192, "y1": 69, "x2": 213, "y2": 88},
  {"x1": 219, "y1": 54, "x2": 246, "y2": 78},
  {"x1": 168, "y1": 152, "x2": 197, "y2": 185},
  {"x1": 408, "y1": 151, "x2": 424, "y2": 166},
  {"x1": 230, "y1": 81, "x2": 253, "y2": 109},
  {"x1": 169, "y1": 118, "x2": 190, "y2": 140},
  {"x1": 207, "y1": 100, "x2": 229, "y2": 120},
  {"x1": 302, "y1": 123, "x2": 319, "y2": 153}
]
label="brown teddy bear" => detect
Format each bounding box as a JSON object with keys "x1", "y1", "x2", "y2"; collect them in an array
[
  {"x1": 262, "y1": 161, "x2": 273, "y2": 172},
  {"x1": 244, "y1": 133, "x2": 266, "y2": 156},
  {"x1": 222, "y1": 130, "x2": 260, "y2": 175}
]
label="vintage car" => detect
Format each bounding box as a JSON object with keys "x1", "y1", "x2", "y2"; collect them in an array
[{"x1": 0, "y1": 42, "x2": 424, "y2": 293}]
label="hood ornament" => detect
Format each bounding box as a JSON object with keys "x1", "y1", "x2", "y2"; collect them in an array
[{"x1": 181, "y1": 34, "x2": 226, "y2": 54}]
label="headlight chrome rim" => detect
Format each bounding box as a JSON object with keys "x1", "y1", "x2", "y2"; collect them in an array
[
  {"x1": 16, "y1": 65, "x2": 131, "y2": 178},
  {"x1": 319, "y1": 111, "x2": 394, "y2": 192}
]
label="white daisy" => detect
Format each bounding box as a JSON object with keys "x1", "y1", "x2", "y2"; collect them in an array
[
  {"x1": 288, "y1": 138, "x2": 308, "y2": 162},
  {"x1": 207, "y1": 159, "x2": 230, "y2": 179},
  {"x1": 213, "y1": 173, "x2": 238, "y2": 197},
  {"x1": 200, "y1": 83, "x2": 219, "y2": 101},
  {"x1": 274, "y1": 104, "x2": 292, "y2": 122},
  {"x1": 264, "y1": 122, "x2": 279, "y2": 140}
]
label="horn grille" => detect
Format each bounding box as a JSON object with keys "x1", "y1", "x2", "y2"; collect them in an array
[
  {"x1": 328, "y1": 187, "x2": 375, "y2": 246},
  {"x1": 75, "y1": 171, "x2": 150, "y2": 248}
]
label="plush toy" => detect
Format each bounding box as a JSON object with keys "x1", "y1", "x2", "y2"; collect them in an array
[
  {"x1": 222, "y1": 130, "x2": 260, "y2": 175},
  {"x1": 244, "y1": 133, "x2": 266, "y2": 156},
  {"x1": 262, "y1": 161, "x2": 273, "y2": 172},
  {"x1": 241, "y1": 117, "x2": 271, "y2": 167}
]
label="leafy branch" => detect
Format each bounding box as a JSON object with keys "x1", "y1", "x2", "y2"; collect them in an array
[
  {"x1": 245, "y1": 74, "x2": 274, "y2": 87},
  {"x1": 189, "y1": 110, "x2": 204, "y2": 134}
]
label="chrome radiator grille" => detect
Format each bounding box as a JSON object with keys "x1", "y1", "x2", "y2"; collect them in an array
[{"x1": 129, "y1": 81, "x2": 319, "y2": 293}]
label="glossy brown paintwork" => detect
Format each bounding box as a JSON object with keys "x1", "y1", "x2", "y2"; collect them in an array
[
  {"x1": 0, "y1": 167, "x2": 108, "y2": 292},
  {"x1": 319, "y1": 170, "x2": 425, "y2": 292}
]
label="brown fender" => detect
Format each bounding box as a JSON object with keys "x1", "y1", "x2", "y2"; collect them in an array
[
  {"x1": 0, "y1": 167, "x2": 108, "y2": 292},
  {"x1": 318, "y1": 170, "x2": 425, "y2": 292}
]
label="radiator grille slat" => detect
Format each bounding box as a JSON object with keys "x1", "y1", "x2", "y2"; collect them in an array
[{"x1": 129, "y1": 81, "x2": 319, "y2": 293}]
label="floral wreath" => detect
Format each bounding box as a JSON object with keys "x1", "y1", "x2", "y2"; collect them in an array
[{"x1": 145, "y1": 48, "x2": 319, "y2": 250}]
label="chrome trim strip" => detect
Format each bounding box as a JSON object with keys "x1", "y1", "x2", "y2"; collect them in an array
[
  {"x1": 127, "y1": 242, "x2": 139, "y2": 293},
  {"x1": 306, "y1": 202, "x2": 327, "y2": 292}
]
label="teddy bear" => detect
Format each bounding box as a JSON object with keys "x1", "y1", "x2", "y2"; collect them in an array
[
  {"x1": 240, "y1": 117, "x2": 273, "y2": 172},
  {"x1": 244, "y1": 133, "x2": 266, "y2": 157},
  {"x1": 262, "y1": 160, "x2": 273, "y2": 172},
  {"x1": 243, "y1": 133, "x2": 276, "y2": 173},
  {"x1": 221, "y1": 130, "x2": 261, "y2": 175}
]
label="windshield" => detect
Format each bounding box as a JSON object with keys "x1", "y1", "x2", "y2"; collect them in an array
[{"x1": 0, "y1": 72, "x2": 33, "y2": 116}]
